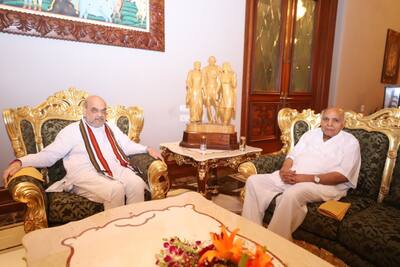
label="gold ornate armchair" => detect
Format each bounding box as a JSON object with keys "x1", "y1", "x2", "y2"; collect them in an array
[
  {"x1": 239, "y1": 108, "x2": 400, "y2": 267},
  {"x1": 3, "y1": 88, "x2": 170, "y2": 233}
]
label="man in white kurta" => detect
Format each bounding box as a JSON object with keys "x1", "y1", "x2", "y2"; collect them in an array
[
  {"x1": 3, "y1": 95, "x2": 161, "y2": 210},
  {"x1": 242, "y1": 108, "x2": 361, "y2": 240}
]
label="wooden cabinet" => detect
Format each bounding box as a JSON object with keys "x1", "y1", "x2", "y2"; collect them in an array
[{"x1": 241, "y1": 0, "x2": 338, "y2": 152}]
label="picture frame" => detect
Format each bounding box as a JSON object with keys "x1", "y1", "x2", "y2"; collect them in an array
[
  {"x1": 383, "y1": 85, "x2": 400, "y2": 108},
  {"x1": 381, "y1": 29, "x2": 400, "y2": 84},
  {"x1": 0, "y1": 0, "x2": 164, "y2": 51}
]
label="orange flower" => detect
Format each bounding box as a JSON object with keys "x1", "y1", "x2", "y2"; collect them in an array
[
  {"x1": 245, "y1": 245, "x2": 273, "y2": 267},
  {"x1": 198, "y1": 226, "x2": 244, "y2": 265}
]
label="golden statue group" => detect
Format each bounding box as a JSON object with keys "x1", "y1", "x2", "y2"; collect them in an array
[{"x1": 181, "y1": 56, "x2": 239, "y2": 150}]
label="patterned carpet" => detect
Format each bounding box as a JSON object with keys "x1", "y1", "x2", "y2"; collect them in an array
[{"x1": 293, "y1": 240, "x2": 348, "y2": 267}]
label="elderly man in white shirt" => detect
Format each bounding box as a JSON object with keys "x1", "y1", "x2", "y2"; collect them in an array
[
  {"x1": 3, "y1": 95, "x2": 161, "y2": 210},
  {"x1": 242, "y1": 107, "x2": 361, "y2": 240}
]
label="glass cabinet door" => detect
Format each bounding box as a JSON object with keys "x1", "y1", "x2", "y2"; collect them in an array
[
  {"x1": 241, "y1": 0, "x2": 337, "y2": 153},
  {"x1": 289, "y1": 0, "x2": 316, "y2": 93},
  {"x1": 252, "y1": 0, "x2": 282, "y2": 93}
]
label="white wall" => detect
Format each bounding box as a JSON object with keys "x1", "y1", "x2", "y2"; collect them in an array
[
  {"x1": 329, "y1": 0, "x2": 400, "y2": 114},
  {"x1": 0, "y1": 0, "x2": 246, "y2": 185}
]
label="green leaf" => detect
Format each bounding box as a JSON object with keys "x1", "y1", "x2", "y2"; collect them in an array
[{"x1": 238, "y1": 254, "x2": 249, "y2": 267}]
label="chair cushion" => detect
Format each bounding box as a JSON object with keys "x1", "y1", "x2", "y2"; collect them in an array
[
  {"x1": 344, "y1": 129, "x2": 389, "y2": 199},
  {"x1": 47, "y1": 192, "x2": 104, "y2": 225},
  {"x1": 264, "y1": 195, "x2": 374, "y2": 241},
  {"x1": 338, "y1": 204, "x2": 400, "y2": 267},
  {"x1": 298, "y1": 195, "x2": 375, "y2": 241}
]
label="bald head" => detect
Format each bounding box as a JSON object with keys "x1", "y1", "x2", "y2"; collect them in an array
[
  {"x1": 321, "y1": 107, "x2": 345, "y2": 140},
  {"x1": 83, "y1": 95, "x2": 107, "y2": 128}
]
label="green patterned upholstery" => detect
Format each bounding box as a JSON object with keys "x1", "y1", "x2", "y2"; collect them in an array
[
  {"x1": 41, "y1": 119, "x2": 75, "y2": 147},
  {"x1": 293, "y1": 120, "x2": 309, "y2": 145},
  {"x1": 251, "y1": 152, "x2": 286, "y2": 174},
  {"x1": 47, "y1": 192, "x2": 104, "y2": 225},
  {"x1": 20, "y1": 120, "x2": 37, "y2": 154},
  {"x1": 344, "y1": 129, "x2": 389, "y2": 199},
  {"x1": 293, "y1": 229, "x2": 376, "y2": 267},
  {"x1": 128, "y1": 153, "x2": 157, "y2": 184},
  {"x1": 297, "y1": 196, "x2": 375, "y2": 240},
  {"x1": 41, "y1": 120, "x2": 74, "y2": 186},
  {"x1": 338, "y1": 204, "x2": 400, "y2": 267},
  {"x1": 117, "y1": 116, "x2": 129, "y2": 135}
]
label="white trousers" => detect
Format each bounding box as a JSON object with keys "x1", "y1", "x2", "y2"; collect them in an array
[
  {"x1": 72, "y1": 166, "x2": 146, "y2": 210},
  {"x1": 241, "y1": 171, "x2": 347, "y2": 240}
]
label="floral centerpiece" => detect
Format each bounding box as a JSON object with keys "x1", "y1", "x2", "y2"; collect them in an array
[{"x1": 155, "y1": 226, "x2": 274, "y2": 267}]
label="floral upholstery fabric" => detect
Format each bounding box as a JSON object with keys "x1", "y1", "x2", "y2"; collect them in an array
[
  {"x1": 47, "y1": 192, "x2": 104, "y2": 225},
  {"x1": 129, "y1": 153, "x2": 161, "y2": 200},
  {"x1": 297, "y1": 195, "x2": 375, "y2": 240},
  {"x1": 128, "y1": 153, "x2": 155, "y2": 183},
  {"x1": 46, "y1": 159, "x2": 67, "y2": 186},
  {"x1": 252, "y1": 152, "x2": 286, "y2": 174},
  {"x1": 344, "y1": 129, "x2": 389, "y2": 199},
  {"x1": 293, "y1": 229, "x2": 376, "y2": 267},
  {"x1": 338, "y1": 204, "x2": 400, "y2": 267},
  {"x1": 41, "y1": 119, "x2": 75, "y2": 147},
  {"x1": 20, "y1": 120, "x2": 37, "y2": 154},
  {"x1": 117, "y1": 116, "x2": 129, "y2": 135},
  {"x1": 293, "y1": 120, "x2": 309, "y2": 145},
  {"x1": 41, "y1": 119, "x2": 76, "y2": 186},
  {"x1": 263, "y1": 195, "x2": 375, "y2": 240}
]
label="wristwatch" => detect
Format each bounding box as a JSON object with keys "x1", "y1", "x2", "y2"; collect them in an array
[{"x1": 314, "y1": 175, "x2": 321, "y2": 184}]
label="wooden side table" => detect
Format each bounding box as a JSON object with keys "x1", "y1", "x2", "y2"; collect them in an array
[{"x1": 160, "y1": 142, "x2": 261, "y2": 198}]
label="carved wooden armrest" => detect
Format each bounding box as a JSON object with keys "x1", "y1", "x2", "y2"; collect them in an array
[
  {"x1": 128, "y1": 153, "x2": 170, "y2": 199},
  {"x1": 6, "y1": 168, "x2": 48, "y2": 233}
]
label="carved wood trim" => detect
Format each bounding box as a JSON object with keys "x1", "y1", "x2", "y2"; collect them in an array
[{"x1": 0, "y1": 1, "x2": 164, "y2": 51}]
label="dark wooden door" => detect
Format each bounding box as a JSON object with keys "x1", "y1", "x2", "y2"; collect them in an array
[{"x1": 241, "y1": 0, "x2": 338, "y2": 153}]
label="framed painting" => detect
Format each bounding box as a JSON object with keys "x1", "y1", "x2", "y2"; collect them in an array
[
  {"x1": 381, "y1": 29, "x2": 400, "y2": 84},
  {"x1": 383, "y1": 85, "x2": 400, "y2": 108},
  {"x1": 0, "y1": 0, "x2": 164, "y2": 51}
]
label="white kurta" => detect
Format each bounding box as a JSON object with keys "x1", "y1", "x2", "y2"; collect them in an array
[
  {"x1": 242, "y1": 128, "x2": 361, "y2": 240},
  {"x1": 19, "y1": 120, "x2": 148, "y2": 209}
]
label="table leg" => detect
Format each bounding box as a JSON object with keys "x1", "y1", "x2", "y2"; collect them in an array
[{"x1": 197, "y1": 161, "x2": 210, "y2": 198}]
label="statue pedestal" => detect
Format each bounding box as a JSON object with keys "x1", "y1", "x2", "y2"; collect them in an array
[{"x1": 180, "y1": 123, "x2": 239, "y2": 150}]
